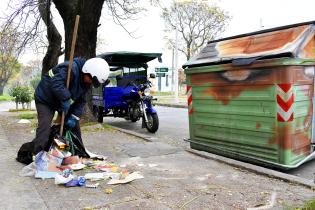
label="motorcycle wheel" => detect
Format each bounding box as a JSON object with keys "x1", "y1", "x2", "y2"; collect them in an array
[
  {"x1": 92, "y1": 106, "x2": 104, "y2": 123},
  {"x1": 145, "y1": 113, "x2": 159, "y2": 133},
  {"x1": 130, "y1": 105, "x2": 141, "y2": 122}
]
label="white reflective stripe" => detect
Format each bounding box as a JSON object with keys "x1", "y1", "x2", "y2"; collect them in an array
[
  {"x1": 187, "y1": 88, "x2": 192, "y2": 97},
  {"x1": 48, "y1": 69, "x2": 54, "y2": 77},
  {"x1": 71, "y1": 114, "x2": 80, "y2": 121},
  {"x1": 277, "y1": 105, "x2": 294, "y2": 121},
  {"x1": 277, "y1": 88, "x2": 294, "y2": 102}
]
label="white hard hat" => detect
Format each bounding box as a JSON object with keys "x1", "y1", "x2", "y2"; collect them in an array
[{"x1": 82, "y1": 57, "x2": 110, "y2": 83}]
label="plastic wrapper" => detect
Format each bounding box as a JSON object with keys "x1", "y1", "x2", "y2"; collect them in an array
[
  {"x1": 64, "y1": 176, "x2": 85, "y2": 187},
  {"x1": 55, "y1": 174, "x2": 74, "y2": 185},
  {"x1": 35, "y1": 151, "x2": 62, "y2": 172},
  {"x1": 19, "y1": 162, "x2": 36, "y2": 177}
]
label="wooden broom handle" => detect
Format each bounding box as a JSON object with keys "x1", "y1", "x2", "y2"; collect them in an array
[{"x1": 60, "y1": 15, "x2": 80, "y2": 135}]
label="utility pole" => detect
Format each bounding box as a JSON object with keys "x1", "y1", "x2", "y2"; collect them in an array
[
  {"x1": 171, "y1": 48, "x2": 175, "y2": 92},
  {"x1": 174, "y1": 8, "x2": 179, "y2": 103}
]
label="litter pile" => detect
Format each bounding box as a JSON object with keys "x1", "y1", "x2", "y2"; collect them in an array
[{"x1": 19, "y1": 132, "x2": 143, "y2": 188}]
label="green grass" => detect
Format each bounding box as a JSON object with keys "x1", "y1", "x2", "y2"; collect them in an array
[
  {"x1": 102, "y1": 124, "x2": 113, "y2": 130},
  {"x1": 290, "y1": 199, "x2": 315, "y2": 210},
  {"x1": 18, "y1": 112, "x2": 37, "y2": 119},
  {"x1": 301, "y1": 199, "x2": 315, "y2": 210},
  {"x1": 81, "y1": 121, "x2": 99, "y2": 127},
  {"x1": 9, "y1": 109, "x2": 35, "y2": 112},
  {"x1": 0, "y1": 94, "x2": 12, "y2": 101}
]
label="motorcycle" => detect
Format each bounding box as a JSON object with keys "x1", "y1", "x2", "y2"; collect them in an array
[{"x1": 118, "y1": 75, "x2": 158, "y2": 133}]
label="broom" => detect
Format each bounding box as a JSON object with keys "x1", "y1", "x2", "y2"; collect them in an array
[{"x1": 60, "y1": 15, "x2": 80, "y2": 135}]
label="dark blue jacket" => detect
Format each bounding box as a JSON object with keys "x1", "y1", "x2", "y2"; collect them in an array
[{"x1": 35, "y1": 58, "x2": 88, "y2": 117}]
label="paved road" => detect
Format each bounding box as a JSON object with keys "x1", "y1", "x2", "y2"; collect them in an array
[
  {"x1": 105, "y1": 105, "x2": 315, "y2": 181},
  {"x1": 105, "y1": 106, "x2": 190, "y2": 148}
]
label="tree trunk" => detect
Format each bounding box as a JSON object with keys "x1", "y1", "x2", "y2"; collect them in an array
[
  {"x1": 38, "y1": 0, "x2": 63, "y2": 75},
  {"x1": 0, "y1": 86, "x2": 4, "y2": 95},
  {"x1": 53, "y1": 0, "x2": 105, "y2": 122}
]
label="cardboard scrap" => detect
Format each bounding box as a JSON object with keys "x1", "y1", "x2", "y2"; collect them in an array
[
  {"x1": 35, "y1": 171, "x2": 58, "y2": 179},
  {"x1": 107, "y1": 171, "x2": 144, "y2": 185},
  {"x1": 84, "y1": 173, "x2": 109, "y2": 181}
]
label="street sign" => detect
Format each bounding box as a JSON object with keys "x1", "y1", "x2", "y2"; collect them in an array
[
  {"x1": 155, "y1": 67, "x2": 168, "y2": 73},
  {"x1": 156, "y1": 73, "x2": 166, "y2": 77}
]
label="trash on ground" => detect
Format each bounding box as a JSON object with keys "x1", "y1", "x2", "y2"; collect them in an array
[
  {"x1": 107, "y1": 171, "x2": 144, "y2": 185},
  {"x1": 104, "y1": 188, "x2": 113, "y2": 194},
  {"x1": 85, "y1": 183, "x2": 100, "y2": 188},
  {"x1": 84, "y1": 172, "x2": 109, "y2": 181},
  {"x1": 62, "y1": 156, "x2": 80, "y2": 165},
  {"x1": 35, "y1": 151, "x2": 62, "y2": 172},
  {"x1": 27, "y1": 135, "x2": 145, "y2": 188},
  {"x1": 148, "y1": 164, "x2": 158, "y2": 168},
  {"x1": 55, "y1": 173, "x2": 74, "y2": 185},
  {"x1": 35, "y1": 171, "x2": 58, "y2": 179},
  {"x1": 19, "y1": 162, "x2": 36, "y2": 177},
  {"x1": 64, "y1": 176, "x2": 85, "y2": 187},
  {"x1": 95, "y1": 164, "x2": 118, "y2": 173},
  {"x1": 53, "y1": 137, "x2": 67, "y2": 150},
  {"x1": 69, "y1": 163, "x2": 86, "y2": 170},
  {"x1": 85, "y1": 149, "x2": 107, "y2": 160},
  {"x1": 18, "y1": 119, "x2": 31, "y2": 124}
]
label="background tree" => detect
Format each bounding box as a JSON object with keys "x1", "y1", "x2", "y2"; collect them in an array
[
  {"x1": 162, "y1": 0, "x2": 230, "y2": 60},
  {"x1": 3, "y1": 0, "x2": 158, "y2": 120},
  {"x1": 0, "y1": 26, "x2": 21, "y2": 95},
  {"x1": 178, "y1": 68, "x2": 186, "y2": 93},
  {"x1": 4, "y1": 0, "x2": 151, "y2": 74},
  {"x1": 19, "y1": 59, "x2": 42, "y2": 82}
]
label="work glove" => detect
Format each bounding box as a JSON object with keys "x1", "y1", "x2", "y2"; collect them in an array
[
  {"x1": 65, "y1": 114, "x2": 79, "y2": 128},
  {"x1": 61, "y1": 99, "x2": 72, "y2": 115}
]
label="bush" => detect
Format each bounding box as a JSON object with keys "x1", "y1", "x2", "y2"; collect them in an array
[{"x1": 9, "y1": 85, "x2": 33, "y2": 109}]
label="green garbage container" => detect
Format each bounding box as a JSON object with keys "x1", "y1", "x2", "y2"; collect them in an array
[{"x1": 183, "y1": 21, "x2": 315, "y2": 169}]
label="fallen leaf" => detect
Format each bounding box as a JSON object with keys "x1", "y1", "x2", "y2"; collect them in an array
[{"x1": 104, "y1": 188, "x2": 113, "y2": 194}]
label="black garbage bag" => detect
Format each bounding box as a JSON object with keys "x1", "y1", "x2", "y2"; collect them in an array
[
  {"x1": 50, "y1": 125, "x2": 89, "y2": 158},
  {"x1": 16, "y1": 125, "x2": 89, "y2": 165},
  {"x1": 16, "y1": 142, "x2": 34, "y2": 165}
]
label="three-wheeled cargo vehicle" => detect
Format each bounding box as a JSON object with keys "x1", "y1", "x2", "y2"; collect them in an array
[{"x1": 91, "y1": 51, "x2": 162, "y2": 133}]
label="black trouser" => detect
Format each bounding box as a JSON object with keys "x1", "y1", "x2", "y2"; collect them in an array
[{"x1": 32, "y1": 102, "x2": 83, "y2": 154}]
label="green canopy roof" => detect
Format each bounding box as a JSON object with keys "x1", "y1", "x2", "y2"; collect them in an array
[{"x1": 97, "y1": 51, "x2": 162, "y2": 68}]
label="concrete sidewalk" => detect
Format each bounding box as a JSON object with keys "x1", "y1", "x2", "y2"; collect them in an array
[
  {"x1": 0, "y1": 122, "x2": 47, "y2": 209},
  {"x1": 153, "y1": 95, "x2": 187, "y2": 108},
  {"x1": 1, "y1": 110, "x2": 315, "y2": 209}
]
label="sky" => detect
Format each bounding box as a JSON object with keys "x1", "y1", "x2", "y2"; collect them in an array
[{"x1": 1, "y1": 0, "x2": 315, "y2": 69}]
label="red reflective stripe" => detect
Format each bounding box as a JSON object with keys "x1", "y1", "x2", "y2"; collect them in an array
[
  {"x1": 189, "y1": 108, "x2": 194, "y2": 115},
  {"x1": 277, "y1": 113, "x2": 285, "y2": 122},
  {"x1": 277, "y1": 94, "x2": 294, "y2": 112},
  {"x1": 186, "y1": 85, "x2": 191, "y2": 93},
  {"x1": 188, "y1": 94, "x2": 193, "y2": 106},
  {"x1": 277, "y1": 113, "x2": 293, "y2": 122},
  {"x1": 276, "y1": 84, "x2": 294, "y2": 122},
  {"x1": 277, "y1": 84, "x2": 292, "y2": 93}
]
